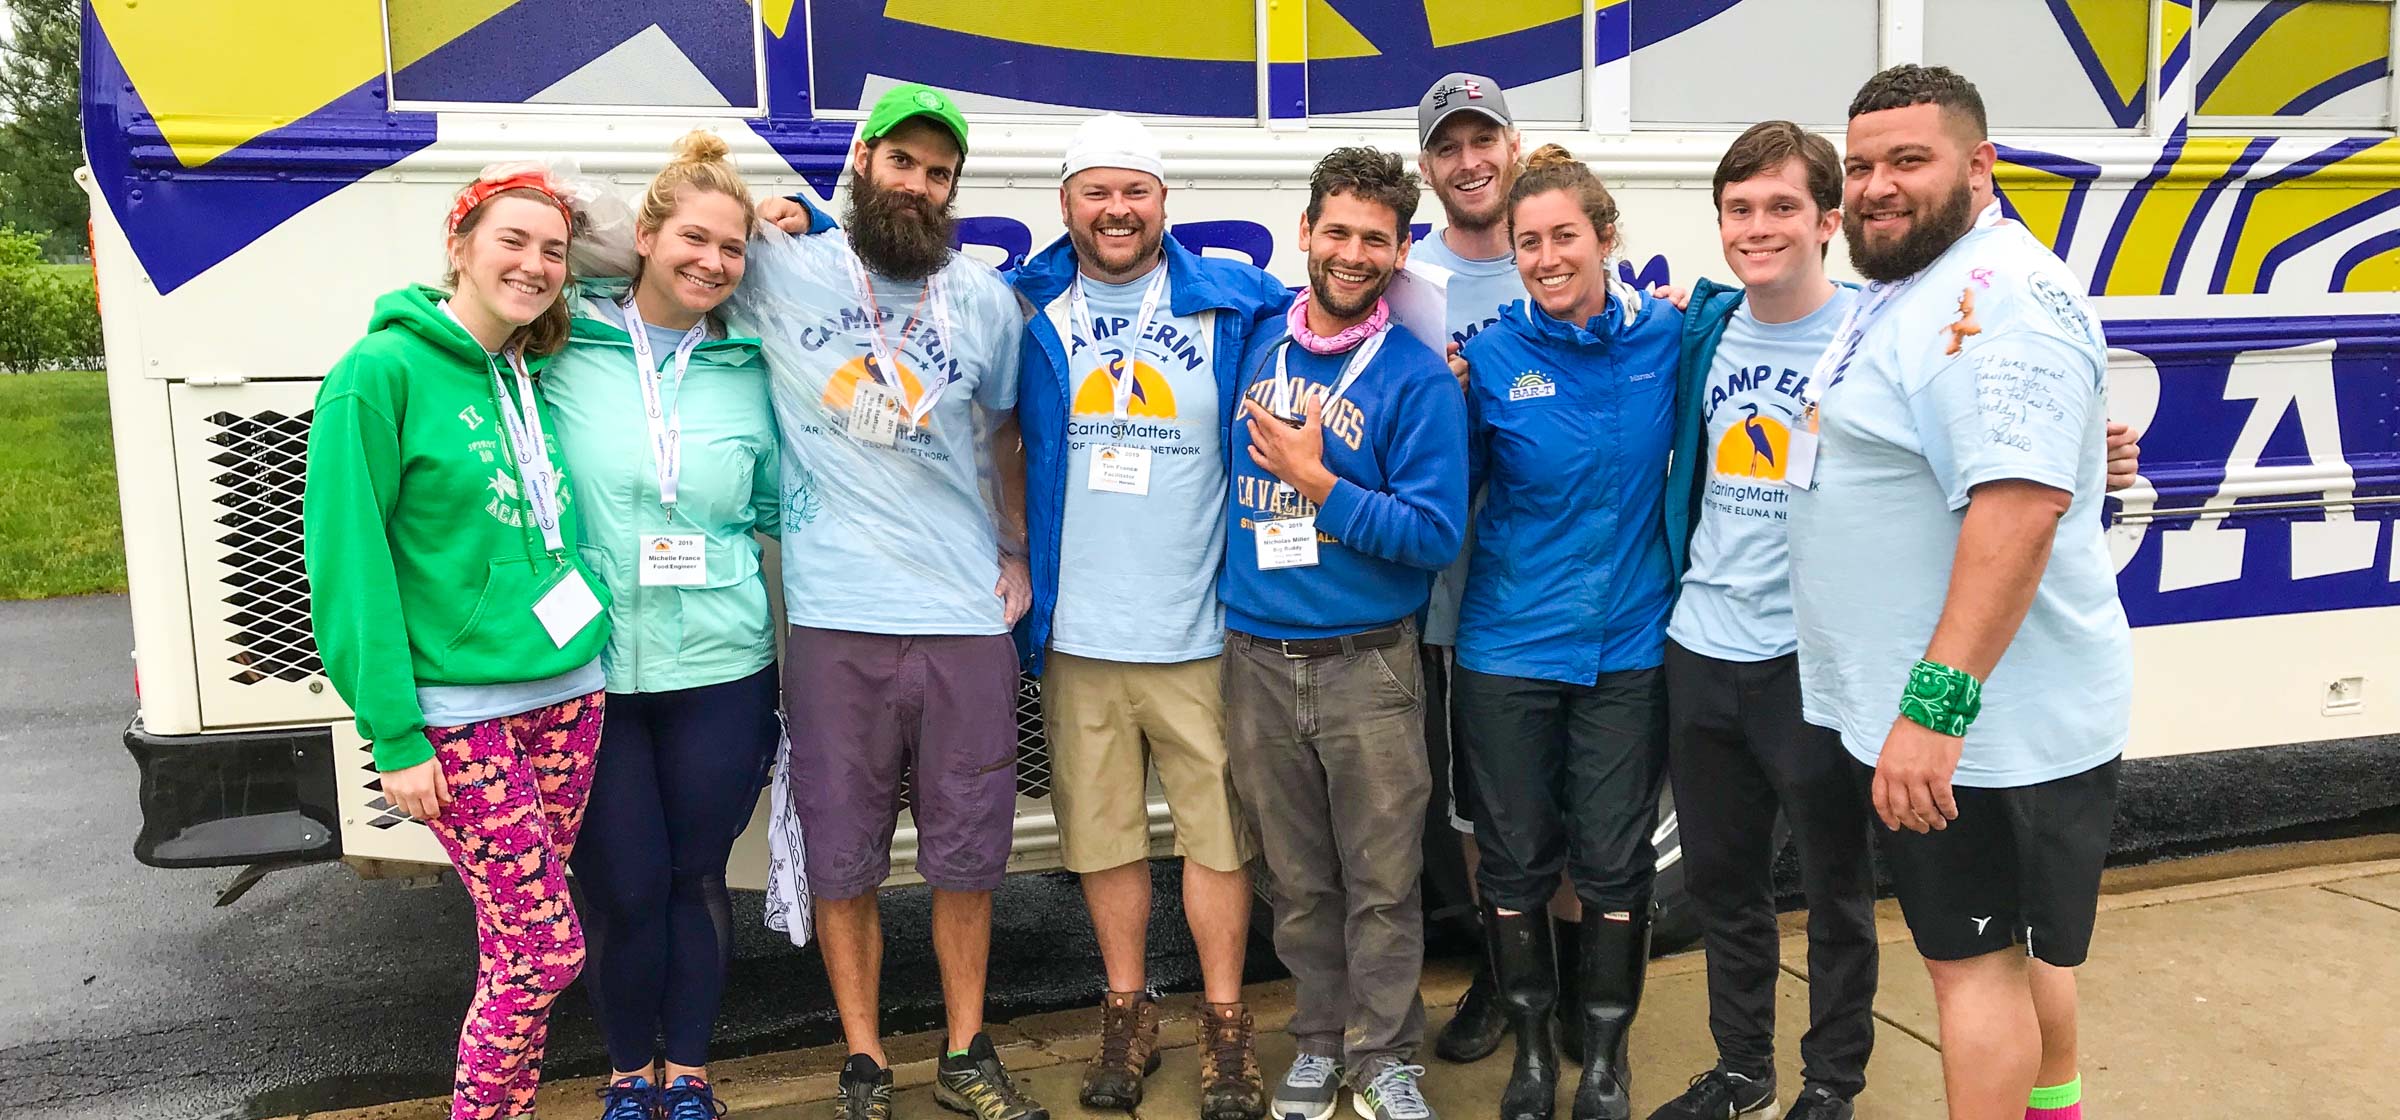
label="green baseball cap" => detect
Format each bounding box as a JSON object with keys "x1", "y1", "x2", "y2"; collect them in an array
[{"x1": 862, "y1": 83, "x2": 970, "y2": 155}]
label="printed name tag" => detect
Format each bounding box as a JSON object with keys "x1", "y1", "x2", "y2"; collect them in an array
[
  {"x1": 637, "y1": 533, "x2": 707, "y2": 586},
  {"x1": 532, "y1": 566, "x2": 604, "y2": 648},
  {"x1": 846, "y1": 381, "x2": 902, "y2": 447},
  {"x1": 1784, "y1": 425, "x2": 1820, "y2": 491},
  {"x1": 1087, "y1": 445, "x2": 1152, "y2": 495},
  {"x1": 1255, "y1": 516, "x2": 1320, "y2": 570}
]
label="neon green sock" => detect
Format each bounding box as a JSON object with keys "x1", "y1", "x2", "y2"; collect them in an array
[
  {"x1": 947, "y1": 1048, "x2": 970, "y2": 1059},
  {"x1": 2028, "y1": 1076, "x2": 2082, "y2": 1110}
]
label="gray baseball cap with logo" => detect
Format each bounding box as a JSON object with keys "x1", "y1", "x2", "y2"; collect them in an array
[{"x1": 1417, "y1": 72, "x2": 1513, "y2": 148}]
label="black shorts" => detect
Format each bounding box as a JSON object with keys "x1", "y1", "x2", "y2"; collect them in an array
[{"x1": 1855, "y1": 756, "x2": 2121, "y2": 967}]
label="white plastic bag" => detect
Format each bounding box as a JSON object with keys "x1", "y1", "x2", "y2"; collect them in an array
[{"x1": 761, "y1": 715, "x2": 814, "y2": 948}]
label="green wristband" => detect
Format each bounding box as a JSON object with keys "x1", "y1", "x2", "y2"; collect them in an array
[{"x1": 1898, "y1": 659, "x2": 1982, "y2": 737}]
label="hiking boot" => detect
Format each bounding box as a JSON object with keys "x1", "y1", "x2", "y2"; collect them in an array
[
  {"x1": 831, "y1": 1055, "x2": 892, "y2": 1120},
  {"x1": 1078, "y1": 990, "x2": 1161, "y2": 1111},
  {"x1": 935, "y1": 1032, "x2": 1050, "y2": 1120},
  {"x1": 1433, "y1": 963, "x2": 1506, "y2": 1063},
  {"x1": 1198, "y1": 1000, "x2": 1267, "y2": 1120},
  {"x1": 1351, "y1": 1062, "x2": 1436, "y2": 1120},
  {"x1": 1644, "y1": 1067, "x2": 1777, "y2": 1120},
  {"x1": 1274, "y1": 1052, "x2": 1343, "y2": 1120}
]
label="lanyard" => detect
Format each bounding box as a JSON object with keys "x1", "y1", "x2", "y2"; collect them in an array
[
  {"x1": 491, "y1": 349, "x2": 565, "y2": 554},
  {"x1": 622, "y1": 297, "x2": 710, "y2": 508},
  {"x1": 443, "y1": 302, "x2": 565, "y2": 554},
  {"x1": 1068, "y1": 266, "x2": 1169, "y2": 422},
  {"x1": 843, "y1": 244, "x2": 955, "y2": 428},
  {"x1": 1805, "y1": 200, "x2": 2011, "y2": 410},
  {"x1": 1272, "y1": 328, "x2": 1388, "y2": 422}
]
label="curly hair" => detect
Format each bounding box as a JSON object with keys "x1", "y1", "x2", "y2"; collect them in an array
[
  {"x1": 1305, "y1": 146, "x2": 1421, "y2": 238},
  {"x1": 1847, "y1": 64, "x2": 1988, "y2": 140},
  {"x1": 1507, "y1": 143, "x2": 1620, "y2": 251}
]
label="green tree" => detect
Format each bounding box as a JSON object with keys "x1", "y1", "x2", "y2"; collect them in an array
[{"x1": 0, "y1": 0, "x2": 85, "y2": 259}]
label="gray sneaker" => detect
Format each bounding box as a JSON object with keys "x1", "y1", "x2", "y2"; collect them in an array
[
  {"x1": 1274, "y1": 1053, "x2": 1344, "y2": 1120},
  {"x1": 1350, "y1": 1063, "x2": 1435, "y2": 1120}
]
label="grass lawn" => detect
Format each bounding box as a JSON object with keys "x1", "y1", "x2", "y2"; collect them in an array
[{"x1": 0, "y1": 370, "x2": 126, "y2": 599}]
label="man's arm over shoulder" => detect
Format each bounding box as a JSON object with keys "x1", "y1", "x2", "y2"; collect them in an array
[{"x1": 1315, "y1": 344, "x2": 1469, "y2": 571}]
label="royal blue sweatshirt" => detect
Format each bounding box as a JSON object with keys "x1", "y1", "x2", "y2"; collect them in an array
[{"x1": 1221, "y1": 321, "x2": 1470, "y2": 639}]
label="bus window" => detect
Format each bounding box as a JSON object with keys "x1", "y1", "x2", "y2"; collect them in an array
[
  {"x1": 1630, "y1": 0, "x2": 1879, "y2": 128},
  {"x1": 384, "y1": 0, "x2": 765, "y2": 112},
  {"x1": 1307, "y1": 3, "x2": 1586, "y2": 125},
  {"x1": 2195, "y1": 0, "x2": 2395, "y2": 127},
  {"x1": 805, "y1": 0, "x2": 1262, "y2": 119},
  {"x1": 1926, "y1": 0, "x2": 2151, "y2": 130}
]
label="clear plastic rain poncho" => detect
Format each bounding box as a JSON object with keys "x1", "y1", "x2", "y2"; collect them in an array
[{"x1": 717, "y1": 222, "x2": 1026, "y2": 635}]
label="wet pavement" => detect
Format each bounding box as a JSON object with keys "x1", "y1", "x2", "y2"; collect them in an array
[{"x1": 0, "y1": 596, "x2": 1265, "y2": 1120}]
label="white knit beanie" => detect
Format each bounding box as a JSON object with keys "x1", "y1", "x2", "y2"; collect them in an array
[{"x1": 1061, "y1": 113, "x2": 1166, "y2": 183}]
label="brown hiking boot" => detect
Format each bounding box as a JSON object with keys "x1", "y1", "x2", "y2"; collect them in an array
[
  {"x1": 1198, "y1": 1000, "x2": 1267, "y2": 1120},
  {"x1": 1077, "y1": 989, "x2": 1160, "y2": 1111}
]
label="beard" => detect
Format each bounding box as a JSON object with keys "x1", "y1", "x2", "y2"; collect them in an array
[
  {"x1": 844, "y1": 173, "x2": 958, "y2": 281},
  {"x1": 1844, "y1": 177, "x2": 1975, "y2": 282},
  {"x1": 1306, "y1": 254, "x2": 1392, "y2": 321},
  {"x1": 1066, "y1": 217, "x2": 1165, "y2": 282}
]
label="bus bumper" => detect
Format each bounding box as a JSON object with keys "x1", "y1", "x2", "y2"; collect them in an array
[{"x1": 122, "y1": 716, "x2": 342, "y2": 869}]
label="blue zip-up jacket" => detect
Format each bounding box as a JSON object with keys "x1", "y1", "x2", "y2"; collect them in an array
[
  {"x1": 1221, "y1": 321, "x2": 1469, "y2": 639},
  {"x1": 1456, "y1": 292, "x2": 1685, "y2": 684},
  {"x1": 1012, "y1": 233, "x2": 1293, "y2": 673},
  {"x1": 1669, "y1": 278, "x2": 1747, "y2": 578}
]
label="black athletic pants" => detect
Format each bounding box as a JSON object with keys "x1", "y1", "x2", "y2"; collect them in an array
[{"x1": 1664, "y1": 640, "x2": 1877, "y2": 1097}]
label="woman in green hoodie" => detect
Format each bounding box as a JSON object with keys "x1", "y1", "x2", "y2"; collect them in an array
[
  {"x1": 538, "y1": 132, "x2": 779, "y2": 1120},
  {"x1": 304, "y1": 167, "x2": 613, "y2": 1120}
]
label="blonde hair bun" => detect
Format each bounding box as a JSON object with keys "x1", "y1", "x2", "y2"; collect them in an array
[
  {"x1": 1523, "y1": 143, "x2": 1579, "y2": 172},
  {"x1": 671, "y1": 129, "x2": 732, "y2": 166}
]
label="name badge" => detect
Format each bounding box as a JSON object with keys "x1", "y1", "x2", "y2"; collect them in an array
[
  {"x1": 1087, "y1": 445, "x2": 1152, "y2": 495},
  {"x1": 846, "y1": 381, "x2": 902, "y2": 447},
  {"x1": 638, "y1": 533, "x2": 707, "y2": 586},
  {"x1": 1785, "y1": 410, "x2": 1820, "y2": 492},
  {"x1": 532, "y1": 566, "x2": 604, "y2": 649},
  {"x1": 1255, "y1": 516, "x2": 1320, "y2": 570}
]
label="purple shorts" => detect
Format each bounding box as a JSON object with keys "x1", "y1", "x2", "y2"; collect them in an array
[{"x1": 782, "y1": 626, "x2": 1020, "y2": 898}]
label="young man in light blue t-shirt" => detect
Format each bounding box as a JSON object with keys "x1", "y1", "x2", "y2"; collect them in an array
[
  {"x1": 1788, "y1": 67, "x2": 2135, "y2": 1120},
  {"x1": 1647, "y1": 123, "x2": 1878, "y2": 1120}
]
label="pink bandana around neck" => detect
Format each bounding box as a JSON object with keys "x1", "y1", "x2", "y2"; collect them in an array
[{"x1": 1286, "y1": 288, "x2": 1391, "y2": 355}]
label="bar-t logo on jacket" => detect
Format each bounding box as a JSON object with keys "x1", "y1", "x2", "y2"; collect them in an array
[{"x1": 1507, "y1": 371, "x2": 1556, "y2": 401}]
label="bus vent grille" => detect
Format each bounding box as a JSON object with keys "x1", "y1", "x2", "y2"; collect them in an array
[
  {"x1": 892, "y1": 673, "x2": 1051, "y2": 812},
  {"x1": 201, "y1": 408, "x2": 320, "y2": 685}
]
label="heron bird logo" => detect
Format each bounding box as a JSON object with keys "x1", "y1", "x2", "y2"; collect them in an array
[{"x1": 1713, "y1": 401, "x2": 1794, "y2": 481}]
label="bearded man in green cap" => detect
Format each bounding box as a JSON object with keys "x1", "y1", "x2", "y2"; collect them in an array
[{"x1": 743, "y1": 82, "x2": 1046, "y2": 1120}]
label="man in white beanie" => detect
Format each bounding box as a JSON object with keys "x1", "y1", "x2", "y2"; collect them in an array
[{"x1": 1008, "y1": 112, "x2": 1293, "y2": 1120}]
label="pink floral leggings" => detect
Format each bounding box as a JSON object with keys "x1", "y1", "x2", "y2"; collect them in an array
[{"x1": 422, "y1": 691, "x2": 605, "y2": 1120}]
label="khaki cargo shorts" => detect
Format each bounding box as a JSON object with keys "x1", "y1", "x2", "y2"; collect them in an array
[{"x1": 1040, "y1": 651, "x2": 1256, "y2": 874}]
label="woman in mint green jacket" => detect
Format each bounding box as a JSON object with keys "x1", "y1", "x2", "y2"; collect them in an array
[{"x1": 537, "y1": 132, "x2": 777, "y2": 1120}]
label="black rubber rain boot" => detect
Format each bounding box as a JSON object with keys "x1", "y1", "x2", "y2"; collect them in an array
[
  {"x1": 1489, "y1": 904, "x2": 1563, "y2": 1120},
  {"x1": 1554, "y1": 916, "x2": 1584, "y2": 1064},
  {"x1": 1571, "y1": 902, "x2": 1653, "y2": 1120}
]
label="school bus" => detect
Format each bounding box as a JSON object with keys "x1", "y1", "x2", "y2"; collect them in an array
[{"x1": 92, "y1": 1, "x2": 2397, "y2": 919}]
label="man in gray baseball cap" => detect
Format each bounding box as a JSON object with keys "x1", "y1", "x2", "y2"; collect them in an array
[{"x1": 1418, "y1": 71, "x2": 1513, "y2": 149}]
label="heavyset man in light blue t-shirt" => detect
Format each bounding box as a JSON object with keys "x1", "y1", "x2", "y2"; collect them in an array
[
  {"x1": 1007, "y1": 113, "x2": 1294, "y2": 1120},
  {"x1": 1787, "y1": 67, "x2": 2134, "y2": 1120}
]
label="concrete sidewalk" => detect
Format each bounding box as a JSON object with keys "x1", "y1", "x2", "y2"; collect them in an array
[{"x1": 290, "y1": 840, "x2": 2400, "y2": 1119}]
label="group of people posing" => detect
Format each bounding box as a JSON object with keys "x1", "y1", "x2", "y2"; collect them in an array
[{"x1": 304, "y1": 61, "x2": 2139, "y2": 1120}]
